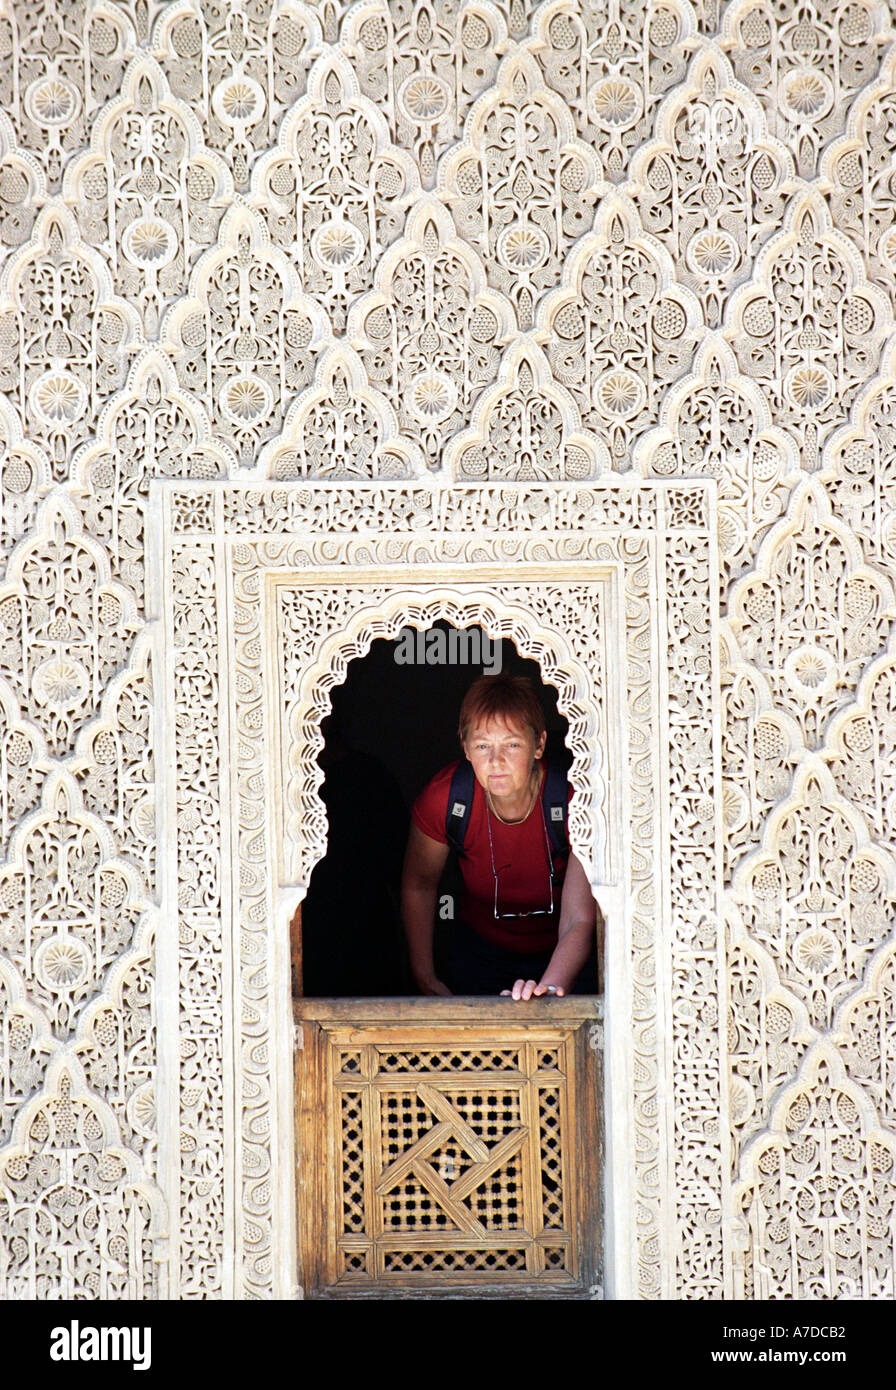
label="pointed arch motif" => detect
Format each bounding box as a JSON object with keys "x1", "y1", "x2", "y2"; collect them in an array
[
  {"x1": 160, "y1": 203, "x2": 331, "y2": 466},
  {"x1": 348, "y1": 196, "x2": 517, "y2": 469},
  {"x1": 153, "y1": 0, "x2": 322, "y2": 189},
  {"x1": 0, "y1": 769, "x2": 147, "y2": 1039},
  {"x1": 720, "y1": 623, "x2": 804, "y2": 875},
  {"x1": 627, "y1": 44, "x2": 794, "y2": 328},
  {"x1": 819, "y1": 330, "x2": 896, "y2": 582},
  {"x1": 539, "y1": 192, "x2": 702, "y2": 467},
  {"x1": 250, "y1": 47, "x2": 421, "y2": 332},
  {"x1": 0, "y1": 1055, "x2": 164, "y2": 1300},
  {"x1": 731, "y1": 758, "x2": 896, "y2": 1031},
  {"x1": 342, "y1": 0, "x2": 510, "y2": 185},
  {"x1": 635, "y1": 335, "x2": 800, "y2": 577},
  {"x1": 733, "y1": 1045, "x2": 896, "y2": 1298},
  {"x1": 0, "y1": 494, "x2": 139, "y2": 759},
  {"x1": 72, "y1": 349, "x2": 235, "y2": 607},
  {"x1": 445, "y1": 337, "x2": 609, "y2": 480},
  {"x1": 0, "y1": 203, "x2": 142, "y2": 474},
  {"x1": 0, "y1": 2, "x2": 136, "y2": 190},
  {"x1": 0, "y1": 111, "x2": 45, "y2": 251},
  {"x1": 725, "y1": 188, "x2": 891, "y2": 470},
  {"x1": 74, "y1": 915, "x2": 157, "y2": 1170},
  {"x1": 439, "y1": 48, "x2": 605, "y2": 328},
  {"x1": 728, "y1": 481, "x2": 895, "y2": 749},
  {"x1": 721, "y1": 0, "x2": 892, "y2": 180},
  {"x1": 72, "y1": 630, "x2": 158, "y2": 893},
  {"x1": 532, "y1": 0, "x2": 699, "y2": 181},
  {"x1": 825, "y1": 630, "x2": 896, "y2": 850},
  {"x1": 259, "y1": 344, "x2": 426, "y2": 479},
  {"x1": 63, "y1": 55, "x2": 234, "y2": 337},
  {"x1": 725, "y1": 926, "x2": 813, "y2": 1164},
  {"x1": 834, "y1": 944, "x2": 896, "y2": 1135},
  {"x1": 821, "y1": 45, "x2": 896, "y2": 314}
]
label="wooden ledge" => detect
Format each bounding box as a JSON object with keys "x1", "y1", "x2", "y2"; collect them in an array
[{"x1": 293, "y1": 995, "x2": 603, "y2": 1025}]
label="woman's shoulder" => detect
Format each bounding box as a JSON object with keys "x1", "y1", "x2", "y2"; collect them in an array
[
  {"x1": 411, "y1": 760, "x2": 467, "y2": 842},
  {"x1": 414, "y1": 760, "x2": 465, "y2": 807}
]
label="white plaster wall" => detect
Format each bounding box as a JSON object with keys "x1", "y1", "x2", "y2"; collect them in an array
[{"x1": 1, "y1": 0, "x2": 896, "y2": 1298}]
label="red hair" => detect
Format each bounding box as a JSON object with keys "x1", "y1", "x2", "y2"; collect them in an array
[{"x1": 458, "y1": 674, "x2": 546, "y2": 744}]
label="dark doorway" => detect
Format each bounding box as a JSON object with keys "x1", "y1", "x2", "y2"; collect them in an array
[{"x1": 298, "y1": 622, "x2": 570, "y2": 996}]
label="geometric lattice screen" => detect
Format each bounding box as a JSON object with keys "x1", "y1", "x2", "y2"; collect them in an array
[
  {"x1": 3, "y1": 0, "x2": 896, "y2": 1300},
  {"x1": 294, "y1": 1001, "x2": 602, "y2": 1297}
]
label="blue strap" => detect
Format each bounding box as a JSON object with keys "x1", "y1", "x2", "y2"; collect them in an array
[
  {"x1": 445, "y1": 758, "x2": 475, "y2": 853},
  {"x1": 541, "y1": 759, "x2": 570, "y2": 860}
]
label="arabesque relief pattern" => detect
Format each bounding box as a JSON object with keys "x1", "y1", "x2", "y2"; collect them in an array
[{"x1": 1, "y1": 0, "x2": 896, "y2": 1300}]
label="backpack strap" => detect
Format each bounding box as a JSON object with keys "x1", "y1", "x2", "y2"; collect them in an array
[
  {"x1": 541, "y1": 759, "x2": 570, "y2": 861},
  {"x1": 445, "y1": 758, "x2": 476, "y2": 854}
]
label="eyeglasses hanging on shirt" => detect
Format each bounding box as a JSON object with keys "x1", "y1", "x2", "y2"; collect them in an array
[{"x1": 485, "y1": 801, "x2": 556, "y2": 919}]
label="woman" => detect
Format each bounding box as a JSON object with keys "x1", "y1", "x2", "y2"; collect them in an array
[{"x1": 402, "y1": 673, "x2": 600, "y2": 998}]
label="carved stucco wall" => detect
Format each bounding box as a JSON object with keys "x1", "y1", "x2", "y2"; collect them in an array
[{"x1": 1, "y1": 0, "x2": 896, "y2": 1300}]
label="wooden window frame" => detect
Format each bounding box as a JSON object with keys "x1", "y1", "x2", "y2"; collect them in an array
[{"x1": 294, "y1": 995, "x2": 603, "y2": 1299}]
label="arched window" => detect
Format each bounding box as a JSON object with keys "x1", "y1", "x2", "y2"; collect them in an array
[
  {"x1": 292, "y1": 622, "x2": 603, "y2": 1297},
  {"x1": 292, "y1": 622, "x2": 598, "y2": 997}
]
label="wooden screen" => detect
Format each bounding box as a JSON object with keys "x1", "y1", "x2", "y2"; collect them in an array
[{"x1": 294, "y1": 998, "x2": 602, "y2": 1298}]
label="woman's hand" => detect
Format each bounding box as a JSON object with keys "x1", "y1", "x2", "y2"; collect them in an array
[
  {"x1": 416, "y1": 973, "x2": 453, "y2": 996},
  {"x1": 501, "y1": 978, "x2": 563, "y2": 1001},
  {"x1": 500, "y1": 854, "x2": 599, "y2": 1000}
]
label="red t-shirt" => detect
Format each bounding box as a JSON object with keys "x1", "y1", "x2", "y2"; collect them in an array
[{"x1": 412, "y1": 761, "x2": 572, "y2": 953}]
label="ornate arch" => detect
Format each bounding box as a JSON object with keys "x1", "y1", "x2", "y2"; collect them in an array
[
  {"x1": 155, "y1": 476, "x2": 722, "y2": 1299},
  {"x1": 281, "y1": 587, "x2": 607, "y2": 895}
]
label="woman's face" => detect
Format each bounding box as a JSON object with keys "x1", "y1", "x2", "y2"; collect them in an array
[{"x1": 462, "y1": 715, "x2": 546, "y2": 801}]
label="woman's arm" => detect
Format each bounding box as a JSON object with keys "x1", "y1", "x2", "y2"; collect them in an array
[
  {"x1": 502, "y1": 852, "x2": 601, "y2": 1001},
  {"x1": 401, "y1": 823, "x2": 452, "y2": 995}
]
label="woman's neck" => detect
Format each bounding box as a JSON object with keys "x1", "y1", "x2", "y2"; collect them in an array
[{"x1": 487, "y1": 764, "x2": 542, "y2": 823}]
